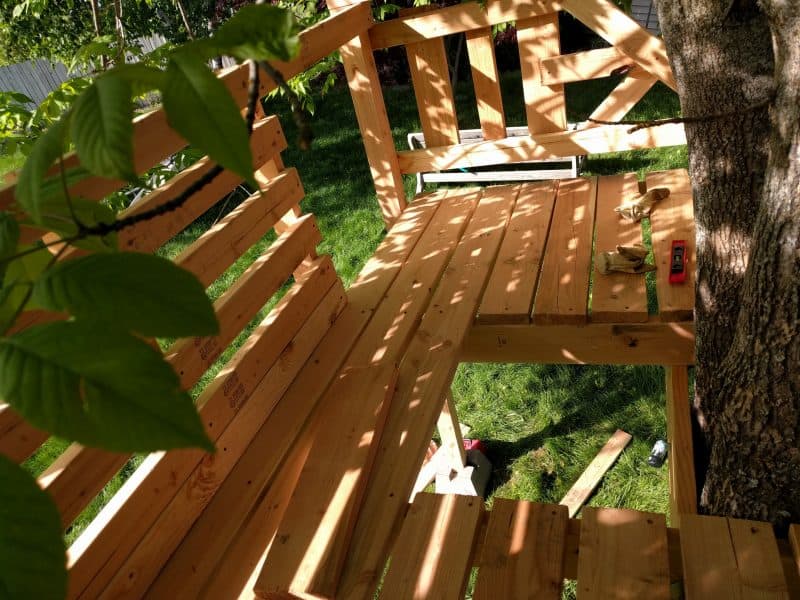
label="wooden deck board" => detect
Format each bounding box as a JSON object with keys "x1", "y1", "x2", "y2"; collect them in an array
[
  {"x1": 591, "y1": 173, "x2": 648, "y2": 323},
  {"x1": 577, "y1": 507, "x2": 670, "y2": 600},
  {"x1": 474, "y1": 499, "x2": 568, "y2": 600},
  {"x1": 380, "y1": 493, "x2": 483, "y2": 599},
  {"x1": 533, "y1": 177, "x2": 597, "y2": 324},
  {"x1": 647, "y1": 169, "x2": 695, "y2": 322},
  {"x1": 478, "y1": 181, "x2": 556, "y2": 324}
]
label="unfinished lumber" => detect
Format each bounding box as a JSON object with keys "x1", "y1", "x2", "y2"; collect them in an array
[
  {"x1": 727, "y1": 518, "x2": 790, "y2": 599},
  {"x1": 665, "y1": 365, "x2": 696, "y2": 525},
  {"x1": 465, "y1": 28, "x2": 506, "y2": 140},
  {"x1": 591, "y1": 173, "x2": 648, "y2": 323},
  {"x1": 559, "y1": 429, "x2": 632, "y2": 517},
  {"x1": 474, "y1": 499, "x2": 568, "y2": 600},
  {"x1": 478, "y1": 181, "x2": 556, "y2": 324},
  {"x1": 517, "y1": 13, "x2": 567, "y2": 134},
  {"x1": 586, "y1": 70, "x2": 657, "y2": 124},
  {"x1": 533, "y1": 177, "x2": 597, "y2": 324},
  {"x1": 337, "y1": 185, "x2": 517, "y2": 599},
  {"x1": 646, "y1": 169, "x2": 695, "y2": 321},
  {"x1": 540, "y1": 47, "x2": 633, "y2": 85},
  {"x1": 380, "y1": 493, "x2": 483, "y2": 599},
  {"x1": 436, "y1": 391, "x2": 467, "y2": 470},
  {"x1": 577, "y1": 507, "x2": 670, "y2": 600}
]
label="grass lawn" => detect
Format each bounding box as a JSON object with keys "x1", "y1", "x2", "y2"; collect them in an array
[{"x1": 22, "y1": 67, "x2": 688, "y2": 560}]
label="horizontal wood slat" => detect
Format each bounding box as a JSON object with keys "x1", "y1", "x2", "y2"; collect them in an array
[
  {"x1": 397, "y1": 123, "x2": 687, "y2": 173},
  {"x1": 540, "y1": 47, "x2": 633, "y2": 85},
  {"x1": 0, "y1": 406, "x2": 47, "y2": 463}
]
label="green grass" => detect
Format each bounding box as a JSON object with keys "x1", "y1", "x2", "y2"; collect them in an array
[{"x1": 23, "y1": 69, "x2": 687, "y2": 550}]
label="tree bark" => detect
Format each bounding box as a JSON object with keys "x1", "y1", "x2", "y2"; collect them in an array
[{"x1": 657, "y1": 0, "x2": 800, "y2": 524}]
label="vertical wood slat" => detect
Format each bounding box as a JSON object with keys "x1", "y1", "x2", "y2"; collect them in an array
[
  {"x1": 403, "y1": 7, "x2": 460, "y2": 149},
  {"x1": 465, "y1": 27, "x2": 506, "y2": 140},
  {"x1": 478, "y1": 181, "x2": 557, "y2": 324},
  {"x1": 380, "y1": 493, "x2": 483, "y2": 599},
  {"x1": 532, "y1": 177, "x2": 597, "y2": 324},
  {"x1": 517, "y1": 13, "x2": 567, "y2": 135},
  {"x1": 326, "y1": 0, "x2": 406, "y2": 225},
  {"x1": 577, "y1": 507, "x2": 670, "y2": 600},
  {"x1": 665, "y1": 365, "x2": 696, "y2": 526},
  {"x1": 591, "y1": 173, "x2": 648, "y2": 322},
  {"x1": 646, "y1": 169, "x2": 695, "y2": 321},
  {"x1": 474, "y1": 499, "x2": 568, "y2": 600}
]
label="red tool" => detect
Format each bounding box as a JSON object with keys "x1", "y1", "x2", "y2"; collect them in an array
[{"x1": 669, "y1": 240, "x2": 688, "y2": 284}]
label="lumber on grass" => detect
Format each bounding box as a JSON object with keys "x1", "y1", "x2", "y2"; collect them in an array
[{"x1": 559, "y1": 429, "x2": 632, "y2": 517}]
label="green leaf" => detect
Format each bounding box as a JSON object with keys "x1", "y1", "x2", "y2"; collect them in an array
[
  {"x1": 0, "y1": 212, "x2": 20, "y2": 261},
  {"x1": 71, "y1": 75, "x2": 136, "y2": 181},
  {"x1": 24, "y1": 195, "x2": 118, "y2": 253},
  {"x1": 0, "y1": 244, "x2": 51, "y2": 331},
  {"x1": 209, "y1": 5, "x2": 299, "y2": 62},
  {"x1": 163, "y1": 52, "x2": 255, "y2": 185},
  {"x1": 0, "y1": 455, "x2": 66, "y2": 600},
  {"x1": 112, "y1": 63, "x2": 167, "y2": 96},
  {"x1": 32, "y1": 253, "x2": 218, "y2": 337},
  {"x1": 16, "y1": 113, "x2": 70, "y2": 222},
  {"x1": 0, "y1": 321, "x2": 215, "y2": 453}
]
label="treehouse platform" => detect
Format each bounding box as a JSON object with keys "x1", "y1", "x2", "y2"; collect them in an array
[{"x1": 1, "y1": 0, "x2": 798, "y2": 598}]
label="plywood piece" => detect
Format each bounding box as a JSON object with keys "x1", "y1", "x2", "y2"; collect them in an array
[
  {"x1": 577, "y1": 507, "x2": 670, "y2": 600},
  {"x1": 474, "y1": 499, "x2": 568, "y2": 600},
  {"x1": 465, "y1": 28, "x2": 506, "y2": 140},
  {"x1": 478, "y1": 181, "x2": 557, "y2": 324},
  {"x1": 665, "y1": 365, "x2": 696, "y2": 526},
  {"x1": 561, "y1": 0, "x2": 676, "y2": 90},
  {"x1": 533, "y1": 177, "x2": 597, "y2": 324},
  {"x1": 380, "y1": 493, "x2": 483, "y2": 599},
  {"x1": 559, "y1": 430, "x2": 632, "y2": 517},
  {"x1": 517, "y1": 13, "x2": 567, "y2": 134},
  {"x1": 646, "y1": 169, "x2": 695, "y2": 322},
  {"x1": 587, "y1": 70, "x2": 657, "y2": 124},
  {"x1": 461, "y1": 320, "x2": 695, "y2": 365},
  {"x1": 337, "y1": 186, "x2": 517, "y2": 599},
  {"x1": 406, "y1": 33, "x2": 460, "y2": 147},
  {"x1": 540, "y1": 46, "x2": 633, "y2": 85},
  {"x1": 591, "y1": 173, "x2": 648, "y2": 323},
  {"x1": 397, "y1": 122, "x2": 687, "y2": 174}
]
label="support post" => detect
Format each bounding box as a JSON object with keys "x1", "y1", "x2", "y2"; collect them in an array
[
  {"x1": 326, "y1": 0, "x2": 407, "y2": 226},
  {"x1": 665, "y1": 365, "x2": 697, "y2": 526},
  {"x1": 437, "y1": 391, "x2": 467, "y2": 468}
]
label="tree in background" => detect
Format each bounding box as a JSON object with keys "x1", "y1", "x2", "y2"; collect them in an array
[{"x1": 657, "y1": 0, "x2": 799, "y2": 525}]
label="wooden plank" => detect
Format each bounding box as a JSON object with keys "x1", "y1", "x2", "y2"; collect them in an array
[
  {"x1": 789, "y1": 525, "x2": 800, "y2": 595},
  {"x1": 587, "y1": 70, "x2": 657, "y2": 124},
  {"x1": 380, "y1": 493, "x2": 483, "y2": 599},
  {"x1": 665, "y1": 365, "x2": 696, "y2": 526},
  {"x1": 540, "y1": 46, "x2": 634, "y2": 85},
  {"x1": 397, "y1": 122, "x2": 687, "y2": 173},
  {"x1": 436, "y1": 391, "x2": 467, "y2": 469},
  {"x1": 85, "y1": 280, "x2": 348, "y2": 600},
  {"x1": 462, "y1": 320, "x2": 695, "y2": 364},
  {"x1": 533, "y1": 177, "x2": 597, "y2": 324},
  {"x1": 168, "y1": 214, "x2": 320, "y2": 387},
  {"x1": 478, "y1": 181, "x2": 556, "y2": 324},
  {"x1": 337, "y1": 185, "x2": 517, "y2": 599},
  {"x1": 559, "y1": 429, "x2": 632, "y2": 517},
  {"x1": 67, "y1": 257, "x2": 341, "y2": 599},
  {"x1": 646, "y1": 169, "x2": 695, "y2": 322},
  {"x1": 330, "y1": 3, "x2": 406, "y2": 225},
  {"x1": 369, "y1": 0, "x2": 563, "y2": 49},
  {"x1": 465, "y1": 28, "x2": 506, "y2": 140},
  {"x1": 255, "y1": 189, "x2": 480, "y2": 598},
  {"x1": 727, "y1": 518, "x2": 790, "y2": 599},
  {"x1": 560, "y1": 0, "x2": 676, "y2": 90},
  {"x1": 474, "y1": 499, "x2": 568, "y2": 600},
  {"x1": 517, "y1": 13, "x2": 567, "y2": 134},
  {"x1": 404, "y1": 9, "x2": 460, "y2": 148},
  {"x1": 577, "y1": 507, "x2": 670, "y2": 600},
  {"x1": 0, "y1": 405, "x2": 48, "y2": 463},
  {"x1": 591, "y1": 173, "x2": 648, "y2": 322}
]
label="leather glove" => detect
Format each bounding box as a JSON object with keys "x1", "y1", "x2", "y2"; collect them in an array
[
  {"x1": 596, "y1": 244, "x2": 656, "y2": 275},
  {"x1": 615, "y1": 187, "x2": 670, "y2": 222}
]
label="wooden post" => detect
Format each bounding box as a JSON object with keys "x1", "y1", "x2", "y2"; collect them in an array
[
  {"x1": 437, "y1": 391, "x2": 467, "y2": 469},
  {"x1": 326, "y1": 0, "x2": 407, "y2": 226},
  {"x1": 665, "y1": 365, "x2": 697, "y2": 526}
]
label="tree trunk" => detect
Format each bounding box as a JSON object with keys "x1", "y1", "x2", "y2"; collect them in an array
[{"x1": 656, "y1": 0, "x2": 800, "y2": 524}]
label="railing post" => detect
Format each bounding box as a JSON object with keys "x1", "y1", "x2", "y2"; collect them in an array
[
  {"x1": 665, "y1": 365, "x2": 697, "y2": 527},
  {"x1": 325, "y1": 0, "x2": 407, "y2": 226}
]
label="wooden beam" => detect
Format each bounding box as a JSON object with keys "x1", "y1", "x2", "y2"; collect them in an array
[
  {"x1": 540, "y1": 47, "x2": 633, "y2": 85},
  {"x1": 560, "y1": 429, "x2": 632, "y2": 517},
  {"x1": 460, "y1": 320, "x2": 695, "y2": 365},
  {"x1": 397, "y1": 123, "x2": 687, "y2": 173},
  {"x1": 437, "y1": 391, "x2": 467, "y2": 468},
  {"x1": 465, "y1": 28, "x2": 506, "y2": 140},
  {"x1": 665, "y1": 366, "x2": 696, "y2": 526}
]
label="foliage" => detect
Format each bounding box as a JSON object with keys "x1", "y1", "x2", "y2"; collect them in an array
[{"x1": 0, "y1": 4, "x2": 299, "y2": 597}]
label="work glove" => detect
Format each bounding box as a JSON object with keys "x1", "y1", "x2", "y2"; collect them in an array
[
  {"x1": 596, "y1": 244, "x2": 656, "y2": 275},
  {"x1": 615, "y1": 187, "x2": 670, "y2": 222}
]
